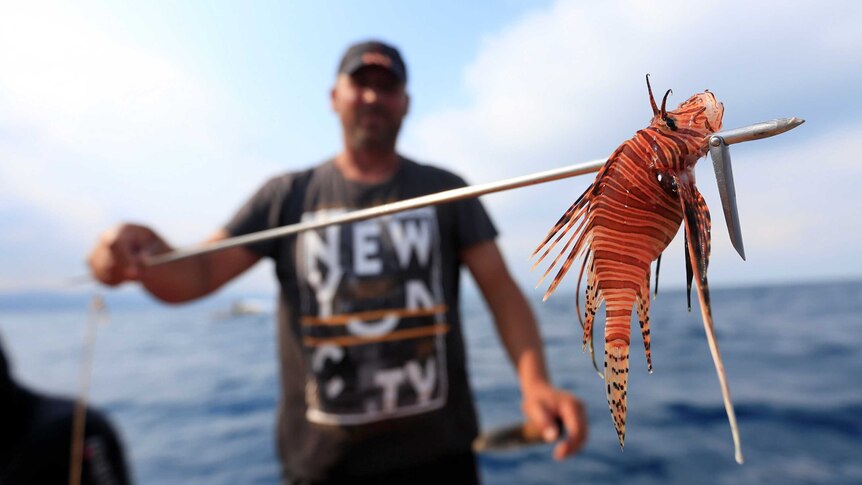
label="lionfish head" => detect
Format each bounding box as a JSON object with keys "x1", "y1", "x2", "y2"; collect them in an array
[{"x1": 645, "y1": 74, "x2": 724, "y2": 137}]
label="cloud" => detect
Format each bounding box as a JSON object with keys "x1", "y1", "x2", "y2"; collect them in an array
[
  {"x1": 0, "y1": 3, "x2": 278, "y2": 291},
  {"x1": 406, "y1": 0, "x2": 862, "y2": 289},
  {"x1": 1, "y1": 7, "x2": 210, "y2": 155},
  {"x1": 409, "y1": 0, "x2": 861, "y2": 181}
]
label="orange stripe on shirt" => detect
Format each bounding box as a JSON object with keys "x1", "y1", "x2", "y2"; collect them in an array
[
  {"x1": 300, "y1": 305, "x2": 447, "y2": 326},
  {"x1": 303, "y1": 324, "x2": 450, "y2": 348}
]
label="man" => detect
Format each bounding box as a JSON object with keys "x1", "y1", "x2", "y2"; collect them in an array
[{"x1": 88, "y1": 40, "x2": 587, "y2": 484}]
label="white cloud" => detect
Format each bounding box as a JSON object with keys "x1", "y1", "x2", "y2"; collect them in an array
[
  {"x1": 1, "y1": 7, "x2": 207, "y2": 153},
  {"x1": 0, "y1": 3, "x2": 278, "y2": 291},
  {"x1": 410, "y1": 0, "x2": 861, "y2": 181},
  {"x1": 730, "y1": 123, "x2": 862, "y2": 251}
]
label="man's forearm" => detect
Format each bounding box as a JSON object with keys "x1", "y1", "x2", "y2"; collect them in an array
[
  {"x1": 139, "y1": 231, "x2": 259, "y2": 303},
  {"x1": 141, "y1": 255, "x2": 214, "y2": 303},
  {"x1": 461, "y1": 241, "x2": 553, "y2": 389},
  {"x1": 486, "y1": 281, "x2": 552, "y2": 391}
]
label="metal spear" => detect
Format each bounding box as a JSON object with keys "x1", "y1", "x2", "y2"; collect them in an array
[{"x1": 147, "y1": 117, "x2": 803, "y2": 267}]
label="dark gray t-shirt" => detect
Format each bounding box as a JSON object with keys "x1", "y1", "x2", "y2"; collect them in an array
[{"x1": 225, "y1": 157, "x2": 497, "y2": 480}]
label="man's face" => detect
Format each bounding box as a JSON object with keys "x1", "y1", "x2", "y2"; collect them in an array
[{"x1": 331, "y1": 66, "x2": 409, "y2": 152}]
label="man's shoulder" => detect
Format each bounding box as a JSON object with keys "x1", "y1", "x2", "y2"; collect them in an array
[
  {"x1": 260, "y1": 160, "x2": 332, "y2": 191},
  {"x1": 401, "y1": 157, "x2": 468, "y2": 190}
]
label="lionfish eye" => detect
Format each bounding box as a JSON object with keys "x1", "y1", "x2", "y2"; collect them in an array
[
  {"x1": 655, "y1": 170, "x2": 677, "y2": 195},
  {"x1": 663, "y1": 116, "x2": 677, "y2": 131}
]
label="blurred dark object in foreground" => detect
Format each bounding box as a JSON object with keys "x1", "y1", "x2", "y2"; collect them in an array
[{"x1": 0, "y1": 336, "x2": 131, "y2": 485}]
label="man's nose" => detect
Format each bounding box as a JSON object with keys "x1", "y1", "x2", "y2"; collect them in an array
[{"x1": 360, "y1": 87, "x2": 379, "y2": 104}]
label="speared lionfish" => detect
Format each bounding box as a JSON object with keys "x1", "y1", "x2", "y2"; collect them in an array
[{"x1": 533, "y1": 75, "x2": 744, "y2": 463}]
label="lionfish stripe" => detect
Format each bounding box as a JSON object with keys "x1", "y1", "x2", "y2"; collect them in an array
[
  {"x1": 645, "y1": 130, "x2": 691, "y2": 169},
  {"x1": 591, "y1": 195, "x2": 678, "y2": 224},
  {"x1": 591, "y1": 250, "x2": 650, "y2": 269},
  {"x1": 590, "y1": 216, "x2": 676, "y2": 241},
  {"x1": 597, "y1": 279, "x2": 642, "y2": 292},
  {"x1": 605, "y1": 154, "x2": 660, "y2": 194},
  {"x1": 593, "y1": 191, "x2": 681, "y2": 228},
  {"x1": 590, "y1": 238, "x2": 668, "y2": 256},
  {"x1": 599, "y1": 184, "x2": 680, "y2": 220}
]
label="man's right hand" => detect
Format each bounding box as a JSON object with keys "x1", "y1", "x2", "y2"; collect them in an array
[{"x1": 88, "y1": 223, "x2": 170, "y2": 286}]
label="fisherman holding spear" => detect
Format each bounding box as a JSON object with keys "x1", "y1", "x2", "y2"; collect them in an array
[{"x1": 88, "y1": 40, "x2": 588, "y2": 484}]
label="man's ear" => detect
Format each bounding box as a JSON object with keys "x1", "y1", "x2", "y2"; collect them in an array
[
  {"x1": 402, "y1": 91, "x2": 410, "y2": 117},
  {"x1": 330, "y1": 86, "x2": 338, "y2": 112}
]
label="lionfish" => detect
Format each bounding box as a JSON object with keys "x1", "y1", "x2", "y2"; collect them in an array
[{"x1": 533, "y1": 75, "x2": 743, "y2": 463}]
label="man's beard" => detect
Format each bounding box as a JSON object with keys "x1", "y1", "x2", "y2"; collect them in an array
[{"x1": 348, "y1": 106, "x2": 402, "y2": 152}]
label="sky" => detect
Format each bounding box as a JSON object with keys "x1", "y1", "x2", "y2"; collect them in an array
[{"x1": 1, "y1": 0, "x2": 861, "y2": 300}]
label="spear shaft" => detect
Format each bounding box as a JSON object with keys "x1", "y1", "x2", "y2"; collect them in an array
[
  {"x1": 147, "y1": 158, "x2": 607, "y2": 266},
  {"x1": 147, "y1": 117, "x2": 803, "y2": 267}
]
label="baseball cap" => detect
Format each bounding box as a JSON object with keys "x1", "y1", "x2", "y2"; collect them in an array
[{"x1": 337, "y1": 40, "x2": 408, "y2": 83}]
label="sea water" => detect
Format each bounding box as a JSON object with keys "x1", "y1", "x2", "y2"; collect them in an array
[{"x1": 1, "y1": 280, "x2": 860, "y2": 484}]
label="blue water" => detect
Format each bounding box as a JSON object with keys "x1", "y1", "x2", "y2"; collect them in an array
[{"x1": 1, "y1": 280, "x2": 861, "y2": 484}]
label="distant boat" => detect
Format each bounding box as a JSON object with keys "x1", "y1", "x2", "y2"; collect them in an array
[{"x1": 212, "y1": 298, "x2": 271, "y2": 321}]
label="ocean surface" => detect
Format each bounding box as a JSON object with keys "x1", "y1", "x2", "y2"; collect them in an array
[{"x1": 1, "y1": 280, "x2": 861, "y2": 484}]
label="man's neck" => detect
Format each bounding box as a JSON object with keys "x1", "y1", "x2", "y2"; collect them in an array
[{"x1": 335, "y1": 149, "x2": 401, "y2": 184}]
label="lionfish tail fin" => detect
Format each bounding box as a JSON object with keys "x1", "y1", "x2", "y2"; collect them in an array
[{"x1": 605, "y1": 338, "x2": 630, "y2": 449}]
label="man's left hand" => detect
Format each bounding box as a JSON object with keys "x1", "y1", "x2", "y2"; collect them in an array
[{"x1": 521, "y1": 383, "x2": 588, "y2": 460}]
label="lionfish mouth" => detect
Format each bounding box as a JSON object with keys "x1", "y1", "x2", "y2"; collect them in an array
[{"x1": 701, "y1": 93, "x2": 724, "y2": 133}]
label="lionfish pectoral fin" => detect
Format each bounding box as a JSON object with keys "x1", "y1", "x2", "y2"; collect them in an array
[
  {"x1": 677, "y1": 176, "x2": 744, "y2": 464},
  {"x1": 532, "y1": 185, "x2": 592, "y2": 268},
  {"x1": 587, "y1": 320, "x2": 603, "y2": 379},
  {"x1": 575, "y1": 249, "x2": 591, "y2": 331},
  {"x1": 684, "y1": 238, "x2": 693, "y2": 312},
  {"x1": 582, "y1": 254, "x2": 603, "y2": 377},
  {"x1": 605, "y1": 338, "x2": 630, "y2": 449},
  {"x1": 531, "y1": 195, "x2": 581, "y2": 260},
  {"x1": 534, "y1": 158, "x2": 615, "y2": 300},
  {"x1": 534, "y1": 202, "x2": 590, "y2": 300}
]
